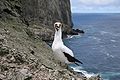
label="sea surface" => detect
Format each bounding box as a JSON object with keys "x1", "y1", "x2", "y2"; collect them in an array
[{"x1": 64, "y1": 13, "x2": 120, "y2": 80}]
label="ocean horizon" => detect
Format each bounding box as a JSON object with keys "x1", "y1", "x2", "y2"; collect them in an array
[{"x1": 64, "y1": 13, "x2": 120, "y2": 80}]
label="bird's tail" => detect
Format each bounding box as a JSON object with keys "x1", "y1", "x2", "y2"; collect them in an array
[
  {"x1": 74, "y1": 58, "x2": 83, "y2": 64},
  {"x1": 75, "y1": 62, "x2": 80, "y2": 66}
]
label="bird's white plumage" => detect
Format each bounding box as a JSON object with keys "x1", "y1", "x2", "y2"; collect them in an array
[
  {"x1": 61, "y1": 45, "x2": 74, "y2": 57},
  {"x1": 52, "y1": 22, "x2": 74, "y2": 64},
  {"x1": 52, "y1": 40, "x2": 74, "y2": 63}
]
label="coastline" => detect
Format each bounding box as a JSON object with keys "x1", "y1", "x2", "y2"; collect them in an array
[{"x1": 0, "y1": 0, "x2": 100, "y2": 80}]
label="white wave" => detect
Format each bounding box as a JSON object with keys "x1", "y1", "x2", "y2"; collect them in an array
[
  {"x1": 71, "y1": 66, "x2": 97, "y2": 78},
  {"x1": 67, "y1": 35, "x2": 74, "y2": 39},
  {"x1": 100, "y1": 72, "x2": 120, "y2": 80},
  {"x1": 66, "y1": 34, "x2": 82, "y2": 39},
  {"x1": 100, "y1": 31, "x2": 120, "y2": 37},
  {"x1": 113, "y1": 45, "x2": 117, "y2": 48},
  {"x1": 101, "y1": 49, "x2": 115, "y2": 58},
  {"x1": 100, "y1": 31, "x2": 109, "y2": 35},
  {"x1": 88, "y1": 36, "x2": 101, "y2": 43},
  {"x1": 110, "y1": 39, "x2": 116, "y2": 42},
  {"x1": 106, "y1": 53, "x2": 114, "y2": 58},
  {"x1": 89, "y1": 36, "x2": 101, "y2": 41}
]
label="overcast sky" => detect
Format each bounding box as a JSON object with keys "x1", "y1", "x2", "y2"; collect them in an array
[{"x1": 70, "y1": 0, "x2": 120, "y2": 13}]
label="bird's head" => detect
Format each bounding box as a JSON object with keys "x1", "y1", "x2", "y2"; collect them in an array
[{"x1": 54, "y1": 22, "x2": 62, "y2": 31}]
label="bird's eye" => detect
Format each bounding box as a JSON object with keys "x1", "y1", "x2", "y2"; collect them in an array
[
  {"x1": 55, "y1": 24, "x2": 57, "y2": 27},
  {"x1": 59, "y1": 24, "x2": 61, "y2": 27}
]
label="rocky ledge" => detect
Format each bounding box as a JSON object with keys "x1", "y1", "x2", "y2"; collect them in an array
[{"x1": 70, "y1": 29, "x2": 85, "y2": 35}]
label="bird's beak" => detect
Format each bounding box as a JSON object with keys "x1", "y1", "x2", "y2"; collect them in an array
[{"x1": 55, "y1": 28, "x2": 59, "y2": 31}]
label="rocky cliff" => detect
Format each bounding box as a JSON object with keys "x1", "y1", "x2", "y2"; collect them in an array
[
  {"x1": 21, "y1": 0, "x2": 73, "y2": 27},
  {"x1": 0, "y1": 0, "x2": 73, "y2": 41},
  {"x1": 0, "y1": 0, "x2": 100, "y2": 80}
]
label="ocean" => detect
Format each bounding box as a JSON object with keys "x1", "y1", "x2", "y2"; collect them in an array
[{"x1": 64, "y1": 13, "x2": 120, "y2": 80}]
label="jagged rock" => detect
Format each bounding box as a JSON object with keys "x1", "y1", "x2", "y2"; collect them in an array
[
  {"x1": 70, "y1": 29, "x2": 85, "y2": 35},
  {"x1": 0, "y1": 74, "x2": 6, "y2": 80},
  {"x1": 88, "y1": 75, "x2": 102, "y2": 80},
  {"x1": 0, "y1": 46, "x2": 9, "y2": 56},
  {"x1": 19, "y1": 68, "x2": 32, "y2": 77},
  {"x1": 74, "y1": 29, "x2": 85, "y2": 33}
]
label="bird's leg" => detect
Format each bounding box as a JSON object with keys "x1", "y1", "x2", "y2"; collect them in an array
[
  {"x1": 66, "y1": 65, "x2": 75, "y2": 73},
  {"x1": 59, "y1": 62, "x2": 74, "y2": 72},
  {"x1": 59, "y1": 62, "x2": 68, "y2": 68}
]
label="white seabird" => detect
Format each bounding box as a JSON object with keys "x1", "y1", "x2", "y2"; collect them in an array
[{"x1": 52, "y1": 22, "x2": 83, "y2": 66}]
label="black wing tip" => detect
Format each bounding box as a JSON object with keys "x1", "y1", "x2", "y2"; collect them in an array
[
  {"x1": 79, "y1": 61, "x2": 83, "y2": 64},
  {"x1": 75, "y1": 61, "x2": 83, "y2": 66},
  {"x1": 75, "y1": 62, "x2": 80, "y2": 66},
  {"x1": 63, "y1": 52, "x2": 83, "y2": 64},
  {"x1": 75, "y1": 58, "x2": 83, "y2": 64},
  {"x1": 75, "y1": 59, "x2": 83, "y2": 66},
  {"x1": 80, "y1": 62, "x2": 83, "y2": 64}
]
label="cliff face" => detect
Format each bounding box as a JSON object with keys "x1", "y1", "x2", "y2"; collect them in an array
[
  {"x1": 0, "y1": 0, "x2": 72, "y2": 25},
  {"x1": 22, "y1": 0, "x2": 73, "y2": 28},
  {"x1": 0, "y1": 0, "x2": 73, "y2": 41}
]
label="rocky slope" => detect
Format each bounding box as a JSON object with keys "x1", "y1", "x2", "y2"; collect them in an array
[
  {"x1": 0, "y1": 21, "x2": 101, "y2": 80},
  {"x1": 0, "y1": 0, "x2": 100, "y2": 80},
  {"x1": 0, "y1": 21, "x2": 83, "y2": 80}
]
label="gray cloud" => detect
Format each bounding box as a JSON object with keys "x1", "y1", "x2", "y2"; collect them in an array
[{"x1": 70, "y1": 0, "x2": 120, "y2": 13}]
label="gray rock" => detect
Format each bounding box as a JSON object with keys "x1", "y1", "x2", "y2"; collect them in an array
[
  {"x1": 0, "y1": 46, "x2": 9, "y2": 56},
  {"x1": 0, "y1": 74, "x2": 6, "y2": 79}
]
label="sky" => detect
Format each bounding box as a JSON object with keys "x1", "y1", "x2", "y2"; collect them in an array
[{"x1": 70, "y1": 0, "x2": 120, "y2": 13}]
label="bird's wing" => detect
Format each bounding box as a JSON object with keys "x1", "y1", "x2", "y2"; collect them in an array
[
  {"x1": 63, "y1": 52, "x2": 83, "y2": 64},
  {"x1": 60, "y1": 45, "x2": 83, "y2": 65},
  {"x1": 60, "y1": 45, "x2": 74, "y2": 57}
]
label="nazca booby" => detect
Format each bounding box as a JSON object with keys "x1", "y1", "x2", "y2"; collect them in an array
[{"x1": 52, "y1": 22, "x2": 83, "y2": 65}]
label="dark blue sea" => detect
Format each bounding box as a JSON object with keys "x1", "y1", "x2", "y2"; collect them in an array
[{"x1": 64, "y1": 13, "x2": 120, "y2": 80}]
